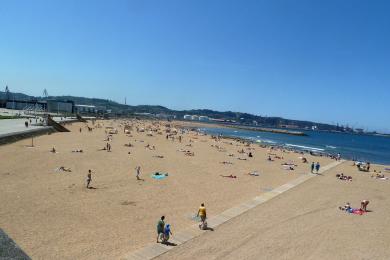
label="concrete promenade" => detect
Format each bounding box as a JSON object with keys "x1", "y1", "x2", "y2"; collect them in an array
[{"x1": 0, "y1": 117, "x2": 78, "y2": 145}]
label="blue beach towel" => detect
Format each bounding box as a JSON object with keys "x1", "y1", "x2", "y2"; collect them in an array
[{"x1": 151, "y1": 172, "x2": 168, "y2": 179}]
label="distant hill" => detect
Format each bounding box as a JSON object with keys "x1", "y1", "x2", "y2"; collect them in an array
[{"x1": 0, "y1": 91, "x2": 346, "y2": 131}]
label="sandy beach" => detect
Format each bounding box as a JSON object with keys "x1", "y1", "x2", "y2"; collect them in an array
[
  {"x1": 158, "y1": 161, "x2": 390, "y2": 260},
  {"x1": 0, "y1": 119, "x2": 387, "y2": 259}
]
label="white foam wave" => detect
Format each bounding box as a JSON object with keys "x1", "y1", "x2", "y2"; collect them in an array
[
  {"x1": 285, "y1": 144, "x2": 324, "y2": 152},
  {"x1": 256, "y1": 139, "x2": 277, "y2": 144}
]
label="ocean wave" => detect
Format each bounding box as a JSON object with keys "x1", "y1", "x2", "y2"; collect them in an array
[
  {"x1": 285, "y1": 143, "x2": 324, "y2": 152},
  {"x1": 256, "y1": 139, "x2": 277, "y2": 144},
  {"x1": 326, "y1": 145, "x2": 337, "y2": 149}
]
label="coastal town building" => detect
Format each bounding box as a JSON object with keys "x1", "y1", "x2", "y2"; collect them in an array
[{"x1": 74, "y1": 104, "x2": 97, "y2": 114}]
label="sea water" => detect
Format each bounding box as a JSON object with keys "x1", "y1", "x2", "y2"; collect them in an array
[{"x1": 200, "y1": 127, "x2": 390, "y2": 165}]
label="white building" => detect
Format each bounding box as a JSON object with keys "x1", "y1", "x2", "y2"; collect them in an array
[
  {"x1": 199, "y1": 116, "x2": 209, "y2": 121},
  {"x1": 191, "y1": 115, "x2": 199, "y2": 121},
  {"x1": 183, "y1": 115, "x2": 192, "y2": 120},
  {"x1": 75, "y1": 104, "x2": 97, "y2": 114}
]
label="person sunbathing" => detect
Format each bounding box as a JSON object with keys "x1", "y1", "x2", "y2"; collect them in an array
[
  {"x1": 59, "y1": 166, "x2": 72, "y2": 172},
  {"x1": 282, "y1": 162, "x2": 297, "y2": 166},
  {"x1": 339, "y1": 202, "x2": 351, "y2": 211},
  {"x1": 237, "y1": 157, "x2": 247, "y2": 160},
  {"x1": 220, "y1": 161, "x2": 233, "y2": 165},
  {"x1": 247, "y1": 171, "x2": 259, "y2": 176},
  {"x1": 371, "y1": 173, "x2": 385, "y2": 179},
  {"x1": 154, "y1": 172, "x2": 168, "y2": 176},
  {"x1": 124, "y1": 143, "x2": 133, "y2": 147},
  {"x1": 185, "y1": 151, "x2": 194, "y2": 156},
  {"x1": 72, "y1": 149, "x2": 83, "y2": 153},
  {"x1": 153, "y1": 155, "x2": 164, "y2": 158},
  {"x1": 220, "y1": 174, "x2": 237, "y2": 178},
  {"x1": 336, "y1": 173, "x2": 352, "y2": 181}
]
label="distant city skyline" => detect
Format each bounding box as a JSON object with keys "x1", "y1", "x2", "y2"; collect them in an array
[{"x1": 1, "y1": 0, "x2": 389, "y2": 133}]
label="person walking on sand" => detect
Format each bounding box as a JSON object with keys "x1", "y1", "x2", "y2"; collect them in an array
[
  {"x1": 135, "y1": 166, "x2": 141, "y2": 180},
  {"x1": 163, "y1": 224, "x2": 173, "y2": 243},
  {"x1": 311, "y1": 162, "x2": 315, "y2": 173},
  {"x1": 197, "y1": 203, "x2": 207, "y2": 229},
  {"x1": 315, "y1": 162, "x2": 320, "y2": 174},
  {"x1": 86, "y1": 170, "x2": 92, "y2": 188},
  {"x1": 156, "y1": 216, "x2": 165, "y2": 243}
]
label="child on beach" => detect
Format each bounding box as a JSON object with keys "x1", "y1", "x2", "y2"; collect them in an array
[{"x1": 163, "y1": 224, "x2": 173, "y2": 243}]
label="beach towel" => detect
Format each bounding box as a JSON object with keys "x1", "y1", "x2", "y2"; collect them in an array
[
  {"x1": 151, "y1": 172, "x2": 168, "y2": 179},
  {"x1": 349, "y1": 208, "x2": 365, "y2": 215}
]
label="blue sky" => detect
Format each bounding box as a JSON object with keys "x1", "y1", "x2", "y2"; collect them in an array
[{"x1": 0, "y1": 0, "x2": 389, "y2": 132}]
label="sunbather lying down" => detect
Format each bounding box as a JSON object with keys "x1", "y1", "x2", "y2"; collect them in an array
[
  {"x1": 371, "y1": 173, "x2": 388, "y2": 179},
  {"x1": 72, "y1": 149, "x2": 83, "y2": 153},
  {"x1": 154, "y1": 172, "x2": 168, "y2": 176},
  {"x1": 247, "y1": 171, "x2": 259, "y2": 176},
  {"x1": 336, "y1": 173, "x2": 352, "y2": 181},
  {"x1": 339, "y1": 200, "x2": 369, "y2": 213},
  {"x1": 153, "y1": 155, "x2": 164, "y2": 158},
  {"x1": 220, "y1": 161, "x2": 233, "y2": 165},
  {"x1": 220, "y1": 174, "x2": 237, "y2": 178},
  {"x1": 57, "y1": 166, "x2": 71, "y2": 172},
  {"x1": 281, "y1": 162, "x2": 297, "y2": 166},
  {"x1": 237, "y1": 158, "x2": 247, "y2": 160}
]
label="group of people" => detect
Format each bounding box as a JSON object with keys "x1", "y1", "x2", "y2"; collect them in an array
[
  {"x1": 339, "y1": 200, "x2": 369, "y2": 214},
  {"x1": 311, "y1": 162, "x2": 321, "y2": 173},
  {"x1": 156, "y1": 203, "x2": 207, "y2": 244},
  {"x1": 156, "y1": 216, "x2": 173, "y2": 243}
]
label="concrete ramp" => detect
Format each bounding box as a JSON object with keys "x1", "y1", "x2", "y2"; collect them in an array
[
  {"x1": 47, "y1": 115, "x2": 70, "y2": 132},
  {"x1": 0, "y1": 229, "x2": 31, "y2": 260},
  {"x1": 76, "y1": 114, "x2": 87, "y2": 123}
]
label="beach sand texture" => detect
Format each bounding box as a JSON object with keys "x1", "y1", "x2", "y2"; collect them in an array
[
  {"x1": 1, "y1": 120, "x2": 386, "y2": 259},
  {"x1": 158, "y1": 161, "x2": 390, "y2": 260}
]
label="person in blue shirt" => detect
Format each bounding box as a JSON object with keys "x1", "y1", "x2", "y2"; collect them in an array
[
  {"x1": 315, "y1": 162, "x2": 320, "y2": 173},
  {"x1": 163, "y1": 224, "x2": 173, "y2": 242}
]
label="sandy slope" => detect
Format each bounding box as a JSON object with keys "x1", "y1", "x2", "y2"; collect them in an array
[
  {"x1": 158, "y1": 161, "x2": 390, "y2": 260},
  {"x1": 0, "y1": 120, "x2": 332, "y2": 259}
]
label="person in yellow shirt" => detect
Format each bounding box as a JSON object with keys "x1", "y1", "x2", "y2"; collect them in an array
[{"x1": 197, "y1": 203, "x2": 207, "y2": 229}]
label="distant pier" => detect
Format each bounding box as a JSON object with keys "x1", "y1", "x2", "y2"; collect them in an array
[{"x1": 226, "y1": 125, "x2": 308, "y2": 136}]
